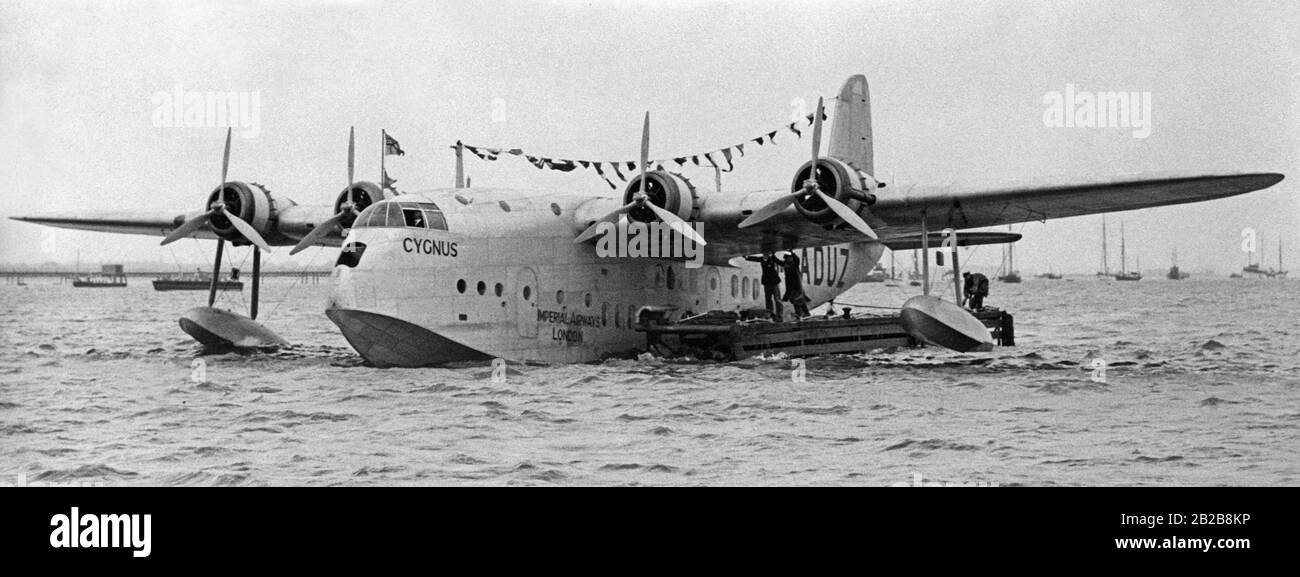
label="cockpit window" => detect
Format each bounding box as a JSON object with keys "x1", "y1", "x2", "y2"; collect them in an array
[
  {"x1": 353, "y1": 200, "x2": 448, "y2": 231},
  {"x1": 402, "y1": 208, "x2": 425, "y2": 228},
  {"x1": 354, "y1": 203, "x2": 385, "y2": 227},
  {"x1": 384, "y1": 202, "x2": 403, "y2": 227}
]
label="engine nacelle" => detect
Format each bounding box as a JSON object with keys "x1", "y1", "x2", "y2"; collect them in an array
[
  {"x1": 623, "y1": 171, "x2": 700, "y2": 223},
  {"x1": 333, "y1": 181, "x2": 395, "y2": 227},
  {"x1": 204, "y1": 181, "x2": 281, "y2": 244},
  {"x1": 790, "y1": 157, "x2": 878, "y2": 227}
]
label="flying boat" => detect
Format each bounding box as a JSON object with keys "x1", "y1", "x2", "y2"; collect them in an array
[{"x1": 11, "y1": 75, "x2": 1285, "y2": 366}]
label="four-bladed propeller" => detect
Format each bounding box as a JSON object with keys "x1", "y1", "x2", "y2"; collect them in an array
[
  {"x1": 574, "y1": 112, "x2": 707, "y2": 246},
  {"x1": 291, "y1": 127, "x2": 359, "y2": 254},
  {"x1": 737, "y1": 97, "x2": 877, "y2": 239},
  {"x1": 161, "y1": 127, "x2": 273, "y2": 251}
]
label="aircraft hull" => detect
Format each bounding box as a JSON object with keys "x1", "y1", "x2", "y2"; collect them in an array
[
  {"x1": 326, "y1": 307, "x2": 493, "y2": 368},
  {"x1": 329, "y1": 198, "x2": 885, "y2": 366}
]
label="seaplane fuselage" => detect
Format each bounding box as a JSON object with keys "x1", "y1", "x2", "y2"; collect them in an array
[{"x1": 326, "y1": 190, "x2": 884, "y2": 366}]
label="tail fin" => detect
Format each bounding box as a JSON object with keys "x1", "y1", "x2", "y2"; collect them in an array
[{"x1": 829, "y1": 74, "x2": 873, "y2": 175}]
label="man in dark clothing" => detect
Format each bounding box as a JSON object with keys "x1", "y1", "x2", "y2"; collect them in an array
[
  {"x1": 963, "y1": 271, "x2": 989, "y2": 310},
  {"x1": 781, "y1": 252, "x2": 811, "y2": 318},
  {"x1": 744, "y1": 253, "x2": 783, "y2": 319}
]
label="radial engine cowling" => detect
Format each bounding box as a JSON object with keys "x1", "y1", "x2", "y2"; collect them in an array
[
  {"x1": 623, "y1": 171, "x2": 699, "y2": 223},
  {"x1": 333, "y1": 181, "x2": 395, "y2": 227},
  {"x1": 790, "y1": 157, "x2": 878, "y2": 226},
  {"x1": 204, "y1": 181, "x2": 279, "y2": 244}
]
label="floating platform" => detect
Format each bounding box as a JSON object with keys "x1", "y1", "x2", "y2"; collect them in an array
[{"x1": 639, "y1": 308, "x2": 1013, "y2": 360}]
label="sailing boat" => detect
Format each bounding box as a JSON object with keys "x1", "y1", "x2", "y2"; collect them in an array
[
  {"x1": 884, "y1": 251, "x2": 901, "y2": 287},
  {"x1": 997, "y1": 225, "x2": 1021, "y2": 283},
  {"x1": 1276, "y1": 242, "x2": 1288, "y2": 279},
  {"x1": 1242, "y1": 232, "x2": 1270, "y2": 277},
  {"x1": 1114, "y1": 221, "x2": 1142, "y2": 281},
  {"x1": 1167, "y1": 248, "x2": 1190, "y2": 280},
  {"x1": 908, "y1": 251, "x2": 922, "y2": 286},
  {"x1": 1096, "y1": 216, "x2": 1111, "y2": 277}
]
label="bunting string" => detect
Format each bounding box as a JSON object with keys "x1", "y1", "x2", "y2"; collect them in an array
[{"x1": 455, "y1": 110, "x2": 828, "y2": 190}]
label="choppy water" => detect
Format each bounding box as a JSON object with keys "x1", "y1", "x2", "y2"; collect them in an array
[{"x1": 1, "y1": 275, "x2": 1297, "y2": 486}]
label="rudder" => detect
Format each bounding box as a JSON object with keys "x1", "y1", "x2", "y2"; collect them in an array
[{"x1": 829, "y1": 74, "x2": 873, "y2": 175}]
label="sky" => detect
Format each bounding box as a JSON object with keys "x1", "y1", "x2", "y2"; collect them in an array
[{"x1": 1, "y1": 0, "x2": 1297, "y2": 275}]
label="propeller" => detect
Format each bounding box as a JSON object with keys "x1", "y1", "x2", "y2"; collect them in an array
[
  {"x1": 574, "y1": 112, "x2": 706, "y2": 246},
  {"x1": 291, "y1": 126, "x2": 358, "y2": 254},
  {"x1": 737, "y1": 97, "x2": 877, "y2": 239},
  {"x1": 161, "y1": 127, "x2": 273, "y2": 251}
]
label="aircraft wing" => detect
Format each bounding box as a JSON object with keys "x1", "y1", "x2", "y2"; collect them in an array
[
  {"x1": 8, "y1": 210, "x2": 218, "y2": 240},
  {"x1": 870, "y1": 172, "x2": 1285, "y2": 231},
  {"x1": 696, "y1": 172, "x2": 1283, "y2": 262},
  {"x1": 9, "y1": 202, "x2": 340, "y2": 247}
]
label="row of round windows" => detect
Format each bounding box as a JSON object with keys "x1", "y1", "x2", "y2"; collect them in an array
[
  {"x1": 654, "y1": 267, "x2": 763, "y2": 301},
  {"x1": 456, "y1": 279, "x2": 504, "y2": 297},
  {"x1": 456, "y1": 275, "x2": 765, "y2": 302},
  {"x1": 455, "y1": 272, "x2": 765, "y2": 314}
]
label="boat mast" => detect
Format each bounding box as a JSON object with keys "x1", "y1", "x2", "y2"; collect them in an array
[
  {"x1": 1254, "y1": 232, "x2": 1261, "y2": 267},
  {"x1": 1101, "y1": 217, "x2": 1109, "y2": 275},
  {"x1": 1120, "y1": 221, "x2": 1127, "y2": 275},
  {"x1": 1007, "y1": 225, "x2": 1015, "y2": 273}
]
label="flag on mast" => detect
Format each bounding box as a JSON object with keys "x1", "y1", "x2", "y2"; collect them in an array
[
  {"x1": 383, "y1": 133, "x2": 405, "y2": 156},
  {"x1": 380, "y1": 129, "x2": 402, "y2": 191}
]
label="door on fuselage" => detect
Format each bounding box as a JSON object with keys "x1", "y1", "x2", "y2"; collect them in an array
[{"x1": 515, "y1": 267, "x2": 538, "y2": 338}]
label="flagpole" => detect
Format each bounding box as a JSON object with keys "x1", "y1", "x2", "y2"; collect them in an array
[
  {"x1": 380, "y1": 129, "x2": 386, "y2": 191},
  {"x1": 455, "y1": 141, "x2": 465, "y2": 189}
]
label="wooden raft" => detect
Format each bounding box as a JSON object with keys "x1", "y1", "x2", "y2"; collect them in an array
[{"x1": 639, "y1": 309, "x2": 1014, "y2": 360}]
